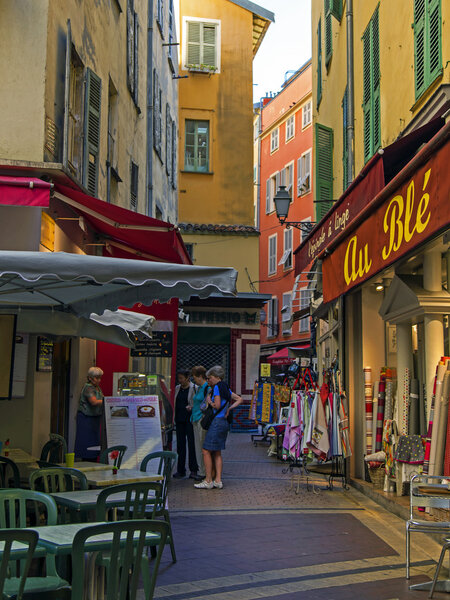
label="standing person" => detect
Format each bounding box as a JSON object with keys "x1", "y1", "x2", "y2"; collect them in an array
[
  {"x1": 173, "y1": 369, "x2": 198, "y2": 479},
  {"x1": 74, "y1": 367, "x2": 104, "y2": 461},
  {"x1": 194, "y1": 365, "x2": 242, "y2": 489},
  {"x1": 191, "y1": 365, "x2": 208, "y2": 481}
]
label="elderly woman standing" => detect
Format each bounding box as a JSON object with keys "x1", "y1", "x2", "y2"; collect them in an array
[
  {"x1": 74, "y1": 366, "x2": 104, "y2": 460},
  {"x1": 194, "y1": 365, "x2": 242, "y2": 490}
]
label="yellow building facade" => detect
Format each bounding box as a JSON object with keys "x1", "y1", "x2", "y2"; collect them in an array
[{"x1": 178, "y1": 0, "x2": 273, "y2": 292}]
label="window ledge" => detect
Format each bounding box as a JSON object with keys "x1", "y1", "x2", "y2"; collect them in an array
[
  {"x1": 181, "y1": 170, "x2": 214, "y2": 175},
  {"x1": 410, "y1": 72, "x2": 443, "y2": 112}
]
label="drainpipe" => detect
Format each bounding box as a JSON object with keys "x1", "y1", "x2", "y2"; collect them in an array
[
  {"x1": 146, "y1": 0, "x2": 154, "y2": 217},
  {"x1": 346, "y1": 0, "x2": 355, "y2": 184},
  {"x1": 62, "y1": 19, "x2": 71, "y2": 168}
]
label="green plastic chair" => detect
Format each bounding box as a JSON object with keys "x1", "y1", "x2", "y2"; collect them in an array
[
  {"x1": 95, "y1": 482, "x2": 163, "y2": 522},
  {"x1": 99, "y1": 445, "x2": 127, "y2": 468},
  {"x1": 0, "y1": 489, "x2": 69, "y2": 594},
  {"x1": 0, "y1": 457, "x2": 20, "y2": 489},
  {"x1": 29, "y1": 467, "x2": 88, "y2": 493},
  {"x1": 70, "y1": 520, "x2": 168, "y2": 600},
  {"x1": 0, "y1": 528, "x2": 38, "y2": 600},
  {"x1": 140, "y1": 451, "x2": 177, "y2": 562},
  {"x1": 40, "y1": 434, "x2": 67, "y2": 464}
]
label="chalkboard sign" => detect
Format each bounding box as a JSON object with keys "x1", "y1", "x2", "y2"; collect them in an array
[
  {"x1": 36, "y1": 337, "x2": 53, "y2": 372},
  {"x1": 130, "y1": 331, "x2": 172, "y2": 357}
]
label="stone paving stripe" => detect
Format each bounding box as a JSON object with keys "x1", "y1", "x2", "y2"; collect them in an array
[
  {"x1": 154, "y1": 563, "x2": 432, "y2": 600},
  {"x1": 154, "y1": 556, "x2": 432, "y2": 599},
  {"x1": 170, "y1": 507, "x2": 365, "y2": 514}
]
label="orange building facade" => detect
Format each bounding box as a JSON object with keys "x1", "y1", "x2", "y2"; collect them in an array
[{"x1": 258, "y1": 61, "x2": 314, "y2": 358}]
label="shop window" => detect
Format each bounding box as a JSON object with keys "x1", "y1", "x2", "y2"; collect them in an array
[
  {"x1": 315, "y1": 124, "x2": 333, "y2": 220},
  {"x1": 286, "y1": 115, "x2": 295, "y2": 141},
  {"x1": 362, "y1": 6, "x2": 380, "y2": 163},
  {"x1": 302, "y1": 101, "x2": 312, "y2": 128},
  {"x1": 282, "y1": 292, "x2": 292, "y2": 335},
  {"x1": 184, "y1": 18, "x2": 220, "y2": 72},
  {"x1": 414, "y1": 0, "x2": 442, "y2": 100},
  {"x1": 270, "y1": 128, "x2": 279, "y2": 152},
  {"x1": 127, "y1": 0, "x2": 139, "y2": 106},
  {"x1": 297, "y1": 151, "x2": 311, "y2": 196},
  {"x1": 317, "y1": 18, "x2": 322, "y2": 107},
  {"x1": 83, "y1": 68, "x2": 102, "y2": 197},
  {"x1": 185, "y1": 120, "x2": 209, "y2": 172},
  {"x1": 268, "y1": 234, "x2": 277, "y2": 275}
]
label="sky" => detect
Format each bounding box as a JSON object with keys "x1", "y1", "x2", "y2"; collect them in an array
[{"x1": 252, "y1": 0, "x2": 312, "y2": 103}]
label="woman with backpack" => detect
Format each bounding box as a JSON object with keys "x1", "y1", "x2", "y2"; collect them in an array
[{"x1": 194, "y1": 365, "x2": 242, "y2": 490}]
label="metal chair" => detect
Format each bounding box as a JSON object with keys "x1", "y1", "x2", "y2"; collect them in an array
[
  {"x1": 406, "y1": 474, "x2": 450, "y2": 579},
  {"x1": 70, "y1": 520, "x2": 168, "y2": 600},
  {"x1": 0, "y1": 456, "x2": 20, "y2": 488},
  {"x1": 0, "y1": 529, "x2": 38, "y2": 600},
  {"x1": 99, "y1": 445, "x2": 127, "y2": 468},
  {"x1": 0, "y1": 489, "x2": 69, "y2": 594},
  {"x1": 140, "y1": 451, "x2": 177, "y2": 562}
]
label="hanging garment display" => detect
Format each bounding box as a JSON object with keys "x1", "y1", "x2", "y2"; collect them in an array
[
  {"x1": 384, "y1": 370, "x2": 394, "y2": 422},
  {"x1": 306, "y1": 391, "x2": 330, "y2": 460},
  {"x1": 364, "y1": 367, "x2": 373, "y2": 454},
  {"x1": 375, "y1": 375, "x2": 386, "y2": 452},
  {"x1": 409, "y1": 379, "x2": 420, "y2": 435},
  {"x1": 401, "y1": 367, "x2": 410, "y2": 436},
  {"x1": 338, "y1": 392, "x2": 352, "y2": 458},
  {"x1": 372, "y1": 381, "x2": 379, "y2": 453}
]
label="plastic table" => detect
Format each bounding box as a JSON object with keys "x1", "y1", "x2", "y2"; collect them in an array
[{"x1": 85, "y1": 468, "x2": 163, "y2": 488}]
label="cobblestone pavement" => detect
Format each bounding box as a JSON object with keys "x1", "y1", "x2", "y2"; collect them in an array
[{"x1": 142, "y1": 433, "x2": 446, "y2": 599}]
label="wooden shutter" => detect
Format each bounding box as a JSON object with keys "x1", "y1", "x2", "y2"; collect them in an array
[
  {"x1": 315, "y1": 123, "x2": 333, "y2": 221},
  {"x1": 202, "y1": 24, "x2": 217, "y2": 67},
  {"x1": 428, "y1": 0, "x2": 442, "y2": 85},
  {"x1": 133, "y1": 12, "x2": 139, "y2": 104},
  {"x1": 83, "y1": 68, "x2": 101, "y2": 196},
  {"x1": 362, "y1": 24, "x2": 372, "y2": 163},
  {"x1": 265, "y1": 179, "x2": 271, "y2": 213},
  {"x1": 372, "y1": 8, "x2": 380, "y2": 151},
  {"x1": 362, "y1": 7, "x2": 380, "y2": 163},
  {"x1": 414, "y1": 0, "x2": 426, "y2": 98},
  {"x1": 329, "y1": 0, "x2": 343, "y2": 20},
  {"x1": 317, "y1": 18, "x2": 322, "y2": 106},
  {"x1": 187, "y1": 21, "x2": 201, "y2": 65},
  {"x1": 297, "y1": 157, "x2": 302, "y2": 196},
  {"x1": 127, "y1": 0, "x2": 135, "y2": 95},
  {"x1": 171, "y1": 120, "x2": 177, "y2": 189},
  {"x1": 130, "y1": 161, "x2": 138, "y2": 210},
  {"x1": 325, "y1": 0, "x2": 332, "y2": 66},
  {"x1": 166, "y1": 106, "x2": 172, "y2": 177},
  {"x1": 414, "y1": 0, "x2": 441, "y2": 100}
]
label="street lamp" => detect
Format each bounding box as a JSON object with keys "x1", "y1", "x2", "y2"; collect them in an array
[{"x1": 274, "y1": 186, "x2": 316, "y2": 233}]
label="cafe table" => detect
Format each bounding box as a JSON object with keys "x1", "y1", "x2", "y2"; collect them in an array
[
  {"x1": 1, "y1": 448, "x2": 39, "y2": 464},
  {"x1": 0, "y1": 539, "x2": 47, "y2": 560},
  {"x1": 51, "y1": 489, "x2": 156, "y2": 514},
  {"x1": 56, "y1": 461, "x2": 109, "y2": 472},
  {"x1": 85, "y1": 468, "x2": 163, "y2": 488}
]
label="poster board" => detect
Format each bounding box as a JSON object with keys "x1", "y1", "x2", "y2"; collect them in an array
[
  {"x1": 104, "y1": 395, "x2": 163, "y2": 469},
  {"x1": 12, "y1": 333, "x2": 29, "y2": 398},
  {"x1": 0, "y1": 315, "x2": 16, "y2": 399}
]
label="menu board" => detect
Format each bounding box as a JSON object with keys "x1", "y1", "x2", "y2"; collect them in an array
[
  {"x1": 36, "y1": 337, "x2": 53, "y2": 372},
  {"x1": 104, "y1": 395, "x2": 163, "y2": 469},
  {"x1": 130, "y1": 331, "x2": 172, "y2": 357}
]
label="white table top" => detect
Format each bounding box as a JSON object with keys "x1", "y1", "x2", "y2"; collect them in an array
[
  {"x1": 51, "y1": 488, "x2": 156, "y2": 511},
  {"x1": 86, "y1": 468, "x2": 163, "y2": 487},
  {"x1": 28, "y1": 522, "x2": 160, "y2": 555},
  {"x1": 56, "y1": 461, "x2": 108, "y2": 472}
]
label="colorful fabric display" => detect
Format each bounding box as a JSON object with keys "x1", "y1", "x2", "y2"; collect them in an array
[
  {"x1": 364, "y1": 367, "x2": 373, "y2": 454},
  {"x1": 375, "y1": 375, "x2": 386, "y2": 452},
  {"x1": 255, "y1": 382, "x2": 275, "y2": 424},
  {"x1": 382, "y1": 419, "x2": 397, "y2": 478},
  {"x1": 384, "y1": 371, "x2": 393, "y2": 422},
  {"x1": 274, "y1": 385, "x2": 291, "y2": 404},
  {"x1": 409, "y1": 379, "x2": 420, "y2": 435},
  {"x1": 401, "y1": 367, "x2": 410, "y2": 436},
  {"x1": 372, "y1": 381, "x2": 379, "y2": 453},
  {"x1": 306, "y1": 391, "x2": 330, "y2": 461},
  {"x1": 424, "y1": 363, "x2": 445, "y2": 474},
  {"x1": 338, "y1": 392, "x2": 352, "y2": 458},
  {"x1": 394, "y1": 435, "x2": 424, "y2": 464},
  {"x1": 433, "y1": 371, "x2": 450, "y2": 476}
]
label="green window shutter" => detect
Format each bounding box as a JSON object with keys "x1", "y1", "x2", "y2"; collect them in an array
[
  {"x1": 317, "y1": 18, "x2": 322, "y2": 107},
  {"x1": 428, "y1": 0, "x2": 442, "y2": 84},
  {"x1": 414, "y1": 0, "x2": 426, "y2": 98},
  {"x1": 330, "y1": 0, "x2": 343, "y2": 20},
  {"x1": 372, "y1": 8, "x2": 381, "y2": 151},
  {"x1": 362, "y1": 25, "x2": 372, "y2": 162},
  {"x1": 325, "y1": 1, "x2": 332, "y2": 67},
  {"x1": 342, "y1": 87, "x2": 348, "y2": 192},
  {"x1": 187, "y1": 21, "x2": 201, "y2": 65},
  {"x1": 202, "y1": 24, "x2": 217, "y2": 67},
  {"x1": 362, "y1": 7, "x2": 380, "y2": 164},
  {"x1": 83, "y1": 68, "x2": 101, "y2": 196},
  {"x1": 315, "y1": 123, "x2": 333, "y2": 221}
]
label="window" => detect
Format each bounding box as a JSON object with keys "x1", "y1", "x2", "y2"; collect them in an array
[
  {"x1": 168, "y1": 0, "x2": 175, "y2": 72},
  {"x1": 130, "y1": 161, "x2": 138, "y2": 210},
  {"x1": 285, "y1": 163, "x2": 294, "y2": 193},
  {"x1": 185, "y1": 243, "x2": 194, "y2": 262},
  {"x1": 83, "y1": 68, "x2": 102, "y2": 196},
  {"x1": 324, "y1": 0, "x2": 332, "y2": 67},
  {"x1": 157, "y1": 0, "x2": 164, "y2": 35},
  {"x1": 127, "y1": 0, "x2": 139, "y2": 105},
  {"x1": 362, "y1": 6, "x2": 380, "y2": 163},
  {"x1": 107, "y1": 78, "x2": 119, "y2": 202},
  {"x1": 270, "y1": 128, "x2": 279, "y2": 152},
  {"x1": 185, "y1": 120, "x2": 209, "y2": 172},
  {"x1": 282, "y1": 292, "x2": 292, "y2": 335},
  {"x1": 315, "y1": 124, "x2": 333, "y2": 220},
  {"x1": 280, "y1": 228, "x2": 293, "y2": 270},
  {"x1": 286, "y1": 115, "x2": 295, "y2": 141},
  {"x1": 300, "y1": 218, "x2": 312, "y2": 243},
  {"x1": 414, "y1": 0, "x2": 442, "y2": 100},
  {"x1": 268, "y1": 234, "x2": 277, "y2": 275},
  {"x1": 153, "y1": 71, "x2": 162, "y2": 157},
  {"x1": 267, "y1": 296, "x2": 278, "y2": 338},
  {"x1": 297, "y1": 151, "x2": 311, "y2": 196},
  {"x1": 166, "y1": 105, "x2": 172, "y2": 178},
  {"x1": 67, "y1": 50, "x2": 84, "y2": 182},
  {"x1": 265, "y1": 174, "x2": 279, "y2": 213},
  {"x1": 184, "y1": 19, "x2": 219, "y2": 70},
  {"x1": 329, "y1": 0, "x2": 343, "y2": 20},
  {"x1": 317, "y1": 18, "x2": 322, "y2": 107},
  {"x1": 299, "y1": 289, "x2": 310, "y2": 333},
  {"x1": 342, "y1": 86, "x2": 350, "y2": 191},
  {"x1": 302, "y1": 101, "x2": 312, "y2": 128}
]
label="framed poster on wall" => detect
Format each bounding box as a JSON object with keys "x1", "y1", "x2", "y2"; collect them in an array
[{"x1": 0, "y1": 315, "x2": 16, "y2": 399}]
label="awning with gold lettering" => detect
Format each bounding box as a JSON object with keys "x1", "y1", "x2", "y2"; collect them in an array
[{"x1": 322, "y1": 122, "x2": 450, "y2": 303}]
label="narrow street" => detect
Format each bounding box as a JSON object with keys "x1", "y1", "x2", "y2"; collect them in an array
[{"x1": 152, "y1": 434, "x2": 442, "y2": 600}]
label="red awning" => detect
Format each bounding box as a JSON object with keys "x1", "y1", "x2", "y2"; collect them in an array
[
  {"x1": 52, "y1": 184, "x2": 192, "y2": 265},
  {"x1": 0, "y1": 176, "x2": 52, "y2": 207},
  {"x1": 267, "y1": 347, "x2": 293, "y2": 365}
]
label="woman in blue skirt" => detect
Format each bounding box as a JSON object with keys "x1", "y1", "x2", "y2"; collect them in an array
[
  {"x1": 194, "y1": 365, "x2": 242, "y2": 490},
  {"x1": 74, "y1": 367, "x2": 104, "y2": 460}
]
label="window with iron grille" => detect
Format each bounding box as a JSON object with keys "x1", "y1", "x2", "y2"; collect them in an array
[
  {"x1": 177, "y1": 343, "x2": 229, "y2": 380},
  {"x1": 130, "y1": 161, "x2": 138, "y2": 210}
]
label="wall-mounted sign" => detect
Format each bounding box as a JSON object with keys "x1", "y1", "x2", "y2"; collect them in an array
[
  {"x1": 130, "y1": 331, "x2": 173, "y2": 357},
  {"x1": 260, "y1": 363, "x2": 271, "y2": 377},
  {"x1": 322, "y1": 144, "x2": 450, "y2": 303},
  {"x1": 183, "y1": 310, "x2": 259, "y2": 326},
  {"x1": 36, "y1": 337, "x2": 53, "y2": 372}
]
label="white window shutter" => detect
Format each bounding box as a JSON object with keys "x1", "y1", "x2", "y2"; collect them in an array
[
  {"x1": 265, "y1": 179, "x2": 270, "y2": 213},
  {"x1": 187, "y1": 21, "x2": 201, "y2": 64},
  {"x1": 202, "y1": 25, "x2": 216, "y2": 66}
]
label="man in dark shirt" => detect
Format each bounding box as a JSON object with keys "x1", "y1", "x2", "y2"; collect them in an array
[{"x1": 173, "y1": 369, "x2": 199, "y2": 479}]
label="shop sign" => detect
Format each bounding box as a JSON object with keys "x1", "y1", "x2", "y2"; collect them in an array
[
  {"x1": 322, "y1": 145, "x2": 450, "y2": 303},
  {"x1": 260, "y1": 363, "x2": 271, "y2": 377},
  {"x1": 130, "y1": 331, "x2": 172, "y2": 357},
  {"x1": 36, "y1": 336, "x2": 53, "y2": 372},
  {"x1": 183, "y1": 310, "x2": 259, "y2": 326},
  {"x1": 294, "y1": 155, "x2": 384, "y2": 275}
]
